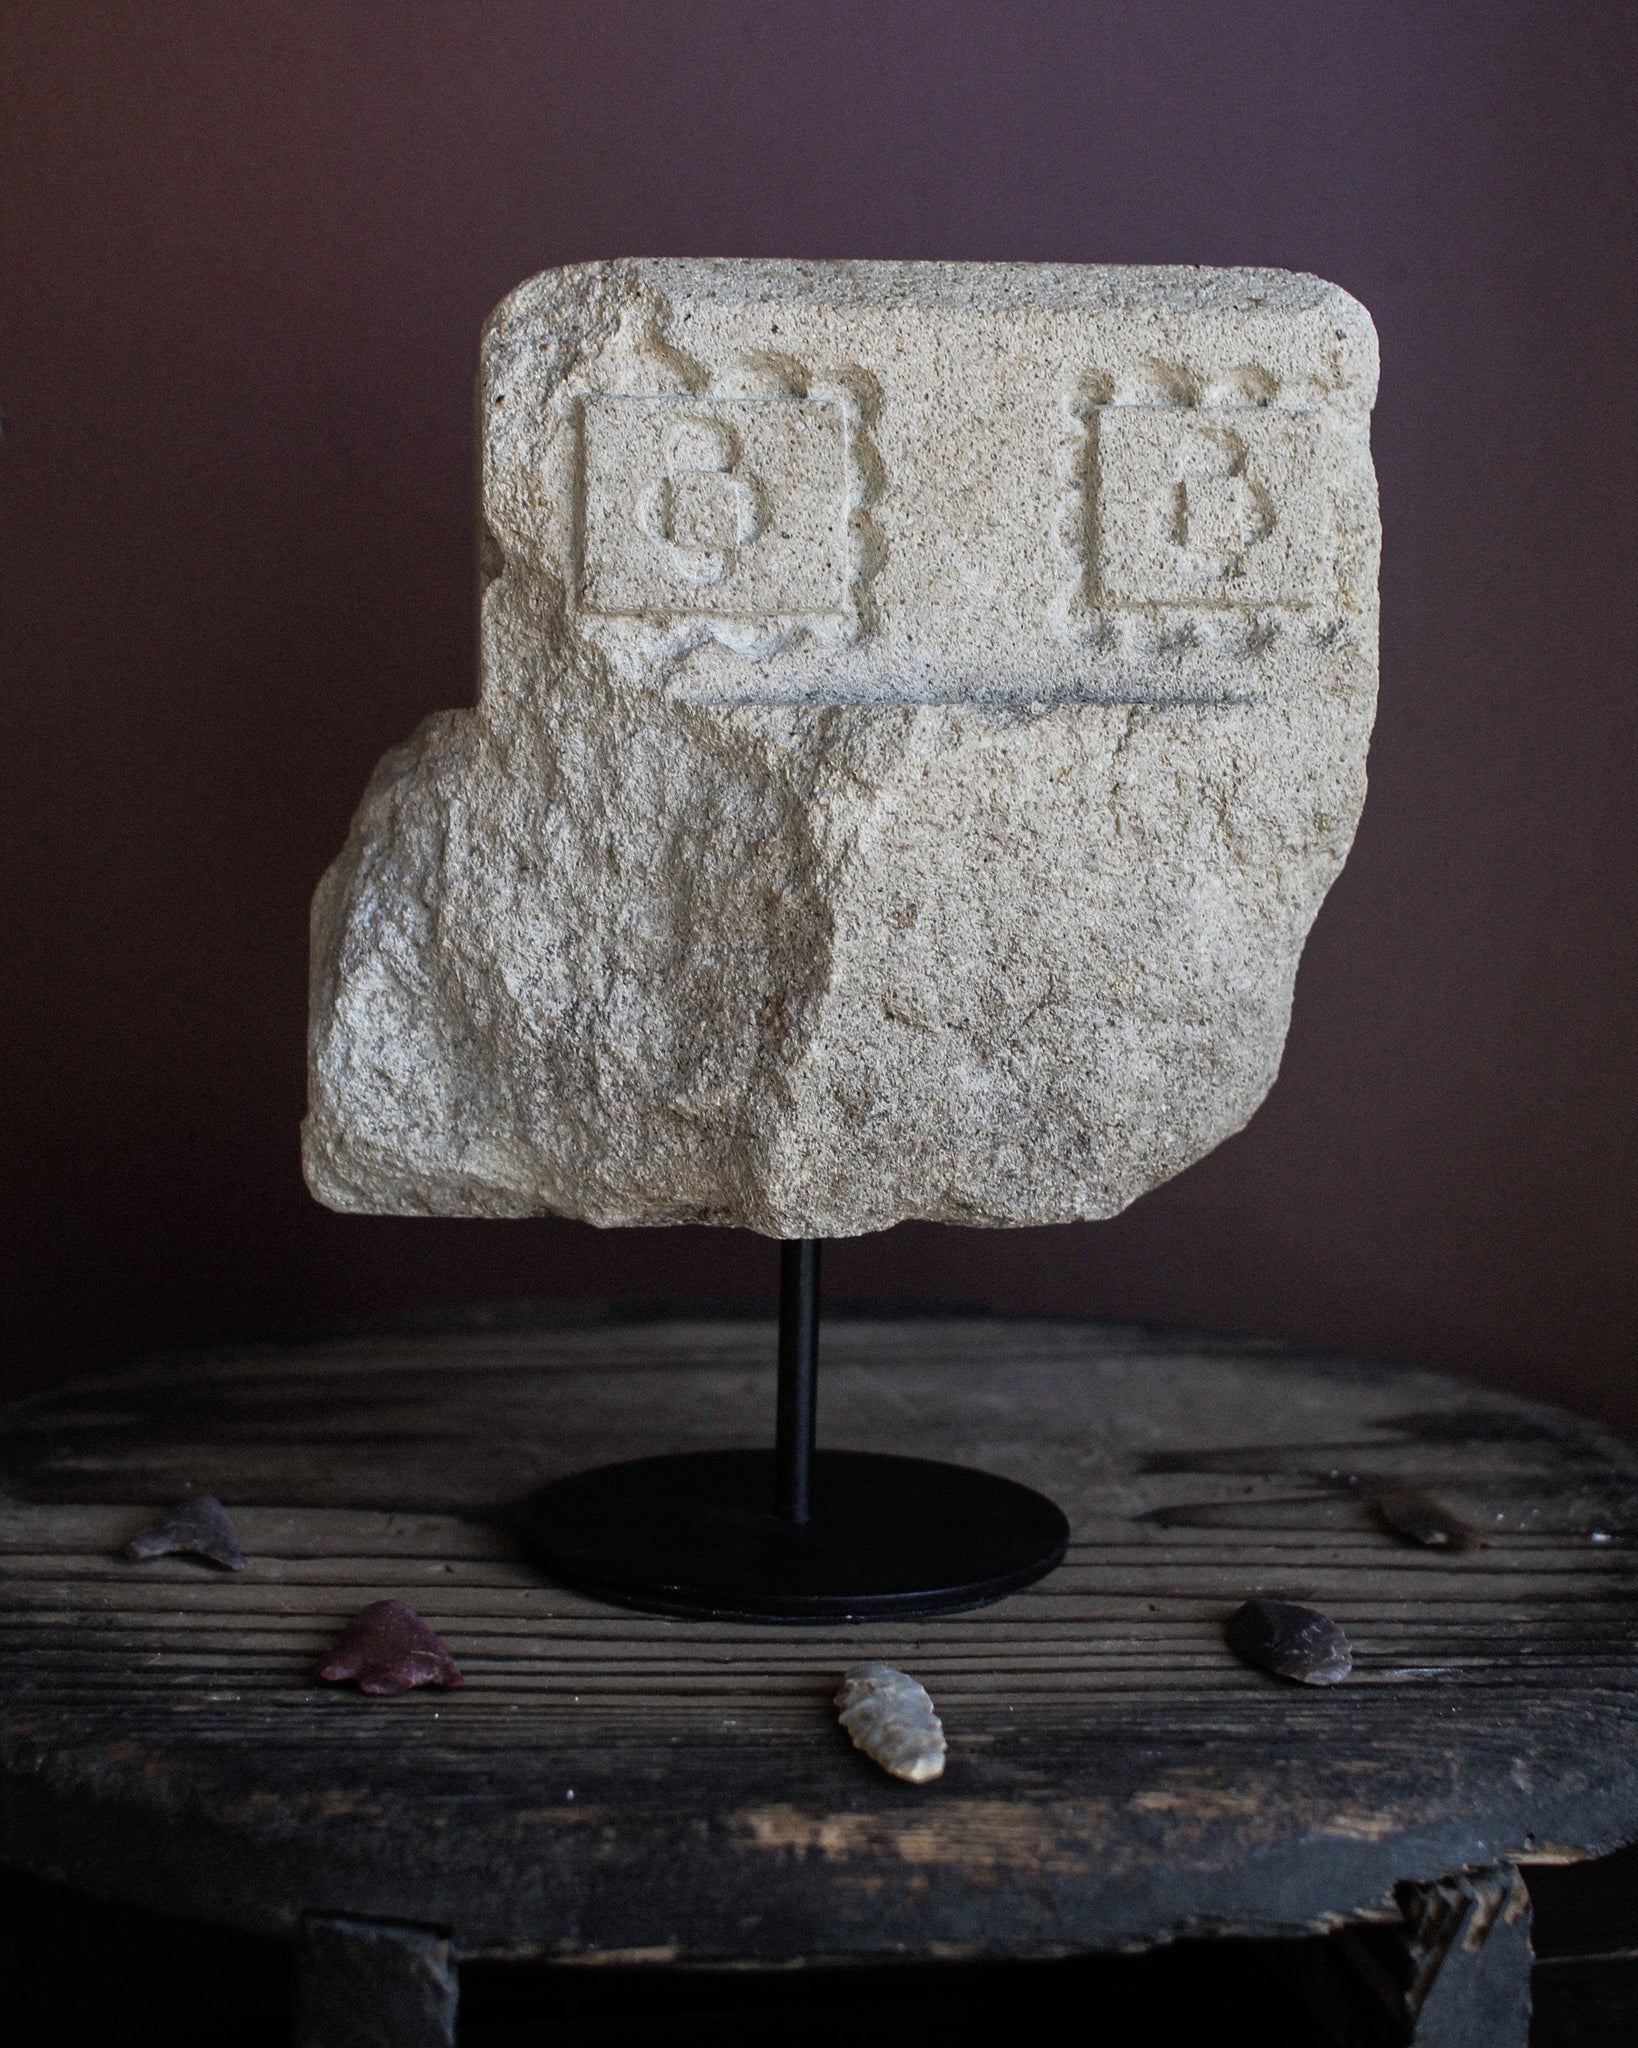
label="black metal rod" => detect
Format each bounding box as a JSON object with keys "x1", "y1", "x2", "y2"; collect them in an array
[{"x1": 775, "y1": 1238, "x2": 821, "y2": 1524}]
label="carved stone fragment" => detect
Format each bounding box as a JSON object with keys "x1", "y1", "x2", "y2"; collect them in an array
[
  {"x1": 318, "y1": 1599, "x2": 464, "y2": 1695},
  {"x1": 1225, "y1": 1596, "x2": 1353, "y2": 1685},
  {"x1": 125, "y1": 1494, "x2": 247, "y2": 1571},
  {"x1": 835, "y1": 1660, "x2": 946, "y2": 1782},
  {"x1": 304, "y1": 260, "x2": 1379, "y2": 1234}
]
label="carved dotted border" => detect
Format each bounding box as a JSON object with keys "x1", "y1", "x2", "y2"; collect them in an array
[
  {"x1": 1053, "y1": 362, "x2": 1354, "y2": 662},
  {"x1": 567, "y1": 310, "x2": 885, "y2": 671}
]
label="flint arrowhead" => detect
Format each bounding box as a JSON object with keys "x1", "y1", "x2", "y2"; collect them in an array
[
  {"x1": 318, "y1": 1599, "x2": 464, "y2": 1696},
  {"x1": 1226, "y1": 1596, "x2": 1353, "y2": 1685},
  {"x1": 125, "y1": 1495, "x2": 248, "y2": 1571}
]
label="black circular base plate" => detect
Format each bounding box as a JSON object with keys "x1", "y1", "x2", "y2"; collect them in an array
[{"x1": 517, "y1": 1449, "x2": 1070, "y2": 1622}]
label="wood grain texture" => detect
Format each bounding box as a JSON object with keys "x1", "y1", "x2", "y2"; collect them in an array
[{"x1": 0, "y1": 1311, "x2": 1634, "y2": 1967}]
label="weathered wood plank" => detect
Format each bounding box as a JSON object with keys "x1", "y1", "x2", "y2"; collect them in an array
[{"x1": 0, "y1": 1314, "x2": 1635, "y2": 1968}]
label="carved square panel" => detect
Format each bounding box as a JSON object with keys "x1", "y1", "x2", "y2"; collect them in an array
[
  {"x1": 579, "y1": 395, "x2": 848, "y2": 618},
  {"x1": 1093, "y1": 407, "x2": 1330, "y2": 608}
]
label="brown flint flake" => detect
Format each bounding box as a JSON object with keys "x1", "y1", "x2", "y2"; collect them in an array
[
  {"x1": 318, "y1": 1599, "x2": 464, "y2": 1696},
  {"x1": 1372, "y1": 1486, "x2": 1492, "y2": 1550},
  {"x1": 1225, "y1": 1597, "x2": 1353, "y2": 1686},
  {"x1": 125, "y1": 1495, "x2": 248, "y2": 1571}
]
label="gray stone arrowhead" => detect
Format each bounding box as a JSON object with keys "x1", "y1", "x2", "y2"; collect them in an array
[{"x1": 125, "y1": 1494, "x2": 248, "y2": 1571}]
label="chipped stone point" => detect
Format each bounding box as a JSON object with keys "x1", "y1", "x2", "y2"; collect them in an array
[
  {"x1": 304, "y1": 259, "x2": 1379, "y2": 1236},
  {"x1": 1225, "y1": 1597, "x2": 1353, "y2": 1686},
  {"x1": 125, "y1": 1495, "x2": 247, "y2": 1571},
  {"x1": 318, "y1": 1599, "x2": 464, "y2": 1696},
  {"x1": 836, "y1": 1661, "x2": 947, "y2": 1782}
]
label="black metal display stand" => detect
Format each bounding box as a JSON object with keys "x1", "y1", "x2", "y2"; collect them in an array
[{"x1": 517, "y1": 1241, "x2": 1071, "y2": 1621}]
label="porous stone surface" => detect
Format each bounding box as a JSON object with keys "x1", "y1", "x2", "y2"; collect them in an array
[{"x1": 304, "y1": 259, "x2": 1379, "y2": 1234}]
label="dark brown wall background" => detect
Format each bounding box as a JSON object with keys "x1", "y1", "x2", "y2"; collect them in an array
[{"x1": 3, "y1": 2, "x2": 1635, "y2": 1420}]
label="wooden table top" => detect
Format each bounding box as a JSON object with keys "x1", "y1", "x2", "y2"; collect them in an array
[{"x1": 0, "y1": 1311, "x2": 1635, "y2": 1966}]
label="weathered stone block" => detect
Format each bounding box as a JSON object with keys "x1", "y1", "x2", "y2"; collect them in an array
[{"x1": 304, "y1": 259, "x2": 1379, "y2": 1235}]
